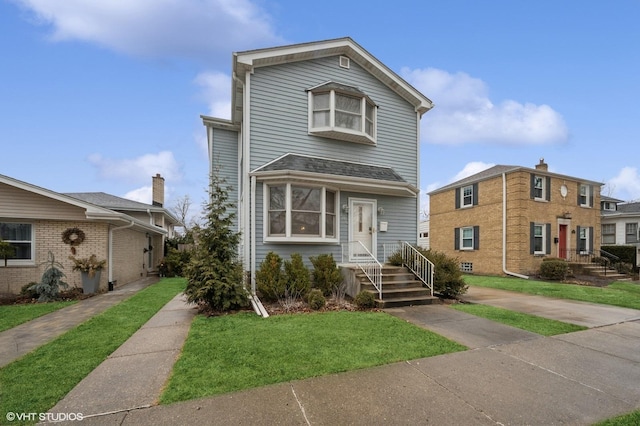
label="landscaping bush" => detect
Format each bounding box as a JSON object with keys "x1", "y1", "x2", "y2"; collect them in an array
[
  {"x1": 539, "y1": 258, "x2": 569, "y2": 280},
  {"x1": 283, "y1": 253, "x2": 311, "y2": 297},
  {"x1": 417, "y1": 248, "x2": 468, "y2": 298},
  {"x1": 306, "y1": 289, "x2": 326, "y2": 310},
  {"x1": 309, "y1": 253, "x2": 343, "y2": 297},
  {"x1": 354, "y1": 291, "x2": 377, "y2": 310},
  {"x1": 256, "y1": 252, "x2": 285, "y2": 302},
  {"x1": 386, "y1": 250, "x2": 403, "y2": 266},
  {"x1": 29, "y1": 252, "x2": 69, "y2": 302},
  {"x1": 159, "y1": 248, "x2": 192, "y2": 277},
  {"x1": 602, "y1": 245, "x2": 637, "y2": 267}
]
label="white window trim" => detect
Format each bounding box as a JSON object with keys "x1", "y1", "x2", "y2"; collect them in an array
[
  {"x1": 0, "y1": 221, "x2": 35, "y2": 266},
  {"x1": 533, "y1": 223, "x2": 546, "y2": 255},
  {"x1": 533, "y1": 175, "x2": 546, "y2": 201},
  {"x1": 263, "y1": 183, "x2": 340, "y2": 243},
  {"x1": 461, "y1": 185, "x2": 474, "y2": 208},
  {"x1": 308, "y1": 89, "x2": 377, "y2": 144},
  {"x1": 460, "y1": 226, "x2": 474, "y2": 250},
  {"x1": 579, "y1": 184, "x2": 591, "y2": 207},
  {"x1": 579, "y1": 227, "x2": 590, "y2": 254}
]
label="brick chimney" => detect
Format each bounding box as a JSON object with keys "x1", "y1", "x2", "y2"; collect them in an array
[
  {"x1": 152, "y1": 173, "x2": 165, "y2": 207},
  {"x1": 535, "y1": 158, "x2": 548, "y2": 171}
]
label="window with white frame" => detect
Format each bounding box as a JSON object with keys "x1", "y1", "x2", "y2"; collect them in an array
[
  {"x1": 533, "y1": 224, "x2": 545, "y2": 254},
  {"x1": 602, "y1": 224, "x2": 616, "y2": 244},
  {"x1": 602, "y1": 202, "x2": 616, "y2": 211},
  {"x1": 0, "y1": 222, "x2": 34, "y2": 265},
  {"x1": 309, "y1": 85, "x2": 376, "y2": 144},
  {"x1": 579, "y1": 184, "x2": 592, "y2": 207},
  {"x1": 625, "y1": 223, "x2": 638, "y2": 244},
  {"x1": 579, "y1": 227, "x2": 589, "y2": 253},
  {"x1": 266, "y1": 183, "x2": 337, "y2": 242},
  {"x1": 533, "y1": 176, "x2": 544, "y2": 199},
  {"x1": 461, "y1": 227, "x2": 474, "y2": 250},
  {"x1": 461, "y1": 185, "x2": 473, "y2": 207}
]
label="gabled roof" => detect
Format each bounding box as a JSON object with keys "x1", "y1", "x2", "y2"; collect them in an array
[
  {"x1": 230, "y1": 37, "x2": 433, "y2": 124},
  {"x1": 64, "y1": 192, "x2": 180, "y2": 225},
  {"x1": 429, "y1": 164, "x2": 603, "y2": 195},
  {"x1": 251, "y1": 153, "x2": 417, "y2": 197},
  {"x1": 0, "y1": 174, "x2": 169, "y2": 234}
]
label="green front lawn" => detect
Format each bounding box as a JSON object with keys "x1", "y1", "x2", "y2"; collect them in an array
[
  {"x1": 464, "y1": 275, "x2": 640, "y2": 310},
  {"x1": 0, "y1": 278, "x2": 186, "y2": 425},
  {"x1": 451, "y1": 303, "x2": 587, "y2": 336},
  {"x1": 160, "y1": 310, "x2": 467, "y2": 404},
  {"x1": 0, "y1": 301, "x2": 77, "y2": 333}
]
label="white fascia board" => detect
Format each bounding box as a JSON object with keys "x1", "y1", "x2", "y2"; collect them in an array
[{"x1": 234, "y1": 38, "x2": 434, "y2": 115}]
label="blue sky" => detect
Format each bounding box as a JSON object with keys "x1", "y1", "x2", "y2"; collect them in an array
[{"x1": 2, "y1": 0, "x2": 639, "y2": 223}]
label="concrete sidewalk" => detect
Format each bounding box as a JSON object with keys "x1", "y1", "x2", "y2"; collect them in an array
[
  {"x1": 461, "y1": 285, "x2": 640, "y2": 327},
  {"x1": 49, "y1": 293, "x2": 197, "y2": 417},
  {"x1": 0, "y1": 277, "x2": 158, "y2": 368},
  {"x1": 44, "y1": 285, "x2": 640, "y2": 425}
]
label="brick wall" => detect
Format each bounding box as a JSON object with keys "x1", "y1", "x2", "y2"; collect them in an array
[{"x1": 430, "y1": 170, "x2": 601, "y2": 276}]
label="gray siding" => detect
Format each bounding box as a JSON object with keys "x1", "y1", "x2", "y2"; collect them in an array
[
  {"x1": 210, "y1": 127, "x2": 240, "y2": 230},
  {"x1": 248, "y1": 56, "x2": 419, "y2": 185},
  {"x1": 247, "y1": 55, "x2": 420, "y2": 268}
]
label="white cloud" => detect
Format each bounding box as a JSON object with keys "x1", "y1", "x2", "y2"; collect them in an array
[
  {"x1": 12, "y1": 0, "x2": 283, "y2": 59},
  {"x1": 123, "y1": 186, "x2": 152, "y2": 204},
  {"x1": 403, "y1": 67, "x2": 569, "y2": 145},
  {"x1": 194, "y1": 71, "x2": 231, "y2": 119},
  {"x1": 608, "y1": 167, "x2": 640, "y2": 201},
  {"x1": 451, "y1": 161, "x2": 495, "y2": 182},
  {"x1": 88, "y1": 150, "x2": 182, "y2": 184}
]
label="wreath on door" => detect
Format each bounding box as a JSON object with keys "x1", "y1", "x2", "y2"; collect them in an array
[{"x1": 62, "y1": 227, "x2": 86, "y2": 254}]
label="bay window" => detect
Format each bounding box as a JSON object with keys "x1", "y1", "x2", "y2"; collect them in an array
[
  {"x1": 308, "y1": 82, "x2": 377, "y2": 145},
  {"x1": 266, "y1": 184, "x2": 338, "y2": 242}
]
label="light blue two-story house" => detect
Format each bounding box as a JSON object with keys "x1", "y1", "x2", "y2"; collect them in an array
[{"x1": 202, "y1": 38, "x2": 435, "y2": 307}]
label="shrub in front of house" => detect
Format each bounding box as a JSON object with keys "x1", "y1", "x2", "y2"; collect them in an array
[
  {"x1": 306, "y1": 289, "x2": 326, "y2": 310},
  {"x1": 386, "y1": 250, "x2": 403, "y2": 266},
  {"x1": 539, "y1": 258, "x2": 569, "y2": 280},
  {"x1": 283, "y1": 253, "x2": 311, "y2": 298},
  {"x1": 256, "y1": 251, "x2": 285, "y2": 302},
  {"x1": 354, "y1": 290, "x2": 377, "y2": 309},
  {"x1": 160, "y1": 248, "x2": 192, "y2": 277},
  {"x1": 417, "y1": 248, "x2": 468, "y2": 298},
  {"x1": 309, "y1": 253, "x2": 343, "y2": 297}
]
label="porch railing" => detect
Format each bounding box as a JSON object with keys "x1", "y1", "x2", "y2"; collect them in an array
[
  {"x1": 383, "y1": 241, "x2": 434, "y2": 296},
  {"x1": 341, "y1": 241, "x2": 382, "y2": 299},
  {"x1": 561, "y1": 248, "x2": 622, "y2": 276}
]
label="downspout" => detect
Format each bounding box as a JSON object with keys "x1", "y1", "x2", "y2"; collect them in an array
[
  {"x1": 502, "y1": 173, "x2": 529, "y2": 279},
  {"x1": 248, "y1": 175, "x2": 269, "y2": 317},
  {"x1": 108, "y1": 221, "x2": 135, "y2": 290}
]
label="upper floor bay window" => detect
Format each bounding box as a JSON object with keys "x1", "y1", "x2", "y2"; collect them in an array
[
  {"x1": 266, "y1": 183, "x2": 338, "y2": 242},
  {"x1": 308, "y1": 82, "x2": 377, "y2": 145},
  {"x1": 0, "y1": 222, "x2": 34, "y2": 265}
]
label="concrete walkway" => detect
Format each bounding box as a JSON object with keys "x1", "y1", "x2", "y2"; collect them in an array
[
  {"x1": 41, "y1": 285, "x2": 640, "y2": 425},
  {"x1": 49, "y1": 293, "x2": 196, "y2": 417},
  {"x1": 0, "y1": 277, "x2": 158, "y2": 368}
]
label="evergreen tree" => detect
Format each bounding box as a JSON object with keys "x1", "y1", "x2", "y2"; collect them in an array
[{"x1": 184, "y1": 172, "x2": 248, "y2": 311}]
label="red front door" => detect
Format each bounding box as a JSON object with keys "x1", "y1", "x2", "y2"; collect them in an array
[{"x1": 559, "y1": 224, "x2": 568, "y2": 259}]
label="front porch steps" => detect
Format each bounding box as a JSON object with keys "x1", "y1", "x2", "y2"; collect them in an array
[
  {"x1": 570, "y1": 263, "x2": 632, "y2": 282},
  {"x1": 356, "y1": 265, "x2": 440, "y2": 309}
]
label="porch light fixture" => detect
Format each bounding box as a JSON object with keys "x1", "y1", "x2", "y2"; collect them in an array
[
  {"x1": 342, "y1": 204, "x2": 349, "y2": 213},
  {"x1": 377, "y1": 207, "x2": 385, "y2": 215}
]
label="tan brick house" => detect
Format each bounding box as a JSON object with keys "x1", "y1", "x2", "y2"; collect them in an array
[
  {"x1": 0, "y1": 174, "x2": 179, "y2": 295},
  {"x1": 428, "y1": 159, "x2": 602, "y2": 277}
]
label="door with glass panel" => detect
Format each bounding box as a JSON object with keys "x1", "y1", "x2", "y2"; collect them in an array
[{"x1": 349, "y1": 199, "x2": 376, "y2": 261}]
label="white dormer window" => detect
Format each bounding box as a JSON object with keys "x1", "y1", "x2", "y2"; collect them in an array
[{"x1": 308, "y1": 82, "x2": 377, "y2": 145}]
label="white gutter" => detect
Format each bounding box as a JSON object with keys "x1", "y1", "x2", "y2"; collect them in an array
[
  {"x1": 147, "y1": 209, "x2": 153, "y2": 225},
  {"x1": 502, "y1": 173, "x2": 529, "y2": 279},
  {"x1": 108, "y1": 221, "x2": 135, "y2": 288}
]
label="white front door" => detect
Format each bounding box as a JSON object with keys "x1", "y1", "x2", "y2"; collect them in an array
[{"x1": 349, "y1": 199, "x2": 376, "y2": 261}]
